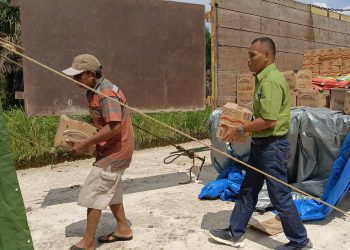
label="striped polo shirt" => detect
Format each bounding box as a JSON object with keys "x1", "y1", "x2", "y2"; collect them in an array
[{"x1": 87, "y1": 76, "x2": 134, "y2": 170}]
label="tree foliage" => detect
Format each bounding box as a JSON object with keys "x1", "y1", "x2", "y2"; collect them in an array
[
  {"x1": 205, "y1": 27, "x2": 212, "y2": 97},
  {"x1": 0, "y1": 0, "x2": 23, "y2": 109}
]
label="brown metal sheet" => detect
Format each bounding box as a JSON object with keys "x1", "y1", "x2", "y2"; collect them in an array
[{"x1": 20, "y1": 0, "x2": 205, "y2": 116}]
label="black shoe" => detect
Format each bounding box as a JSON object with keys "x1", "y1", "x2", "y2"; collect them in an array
[
  {"x1": 275, "y1": 239, "x2": 313, "y2": 250},
  {"x1": 209, "y1": 228, "x2": 245, "y2": 248}
]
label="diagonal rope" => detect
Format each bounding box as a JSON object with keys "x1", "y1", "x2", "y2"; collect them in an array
[{"x1": 1, "y1": 41, "x2": 349, "y2": 219}]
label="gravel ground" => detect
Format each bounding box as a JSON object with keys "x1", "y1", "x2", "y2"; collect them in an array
[{"x1": 17, "y1": 139, "x2": 350, "y2": 250}]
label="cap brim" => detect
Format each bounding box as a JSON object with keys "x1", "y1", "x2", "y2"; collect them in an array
[{"x1": 62, "y1": 67, "x2": 84, "y2": 76}]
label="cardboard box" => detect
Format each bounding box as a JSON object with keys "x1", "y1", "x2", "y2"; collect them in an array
[
  {"x1": 290, "y1": 90, "x2": 297, "y2": 107},
  {"x1": 317, "y1": 90, "x2": 330, "y2": 108},
  {"x1": 283, "y1": 70, "x2": 297, "y2": 90},
  {"x1": 237, "y1": 91, "x2": 254, "y2": 111},
  {"x1": 343, "y1": 59, "x2": 350, "y2": 67},
  {"x1": 237, "y1": 73, "x2": 255, "y2": 92},
  {"x1": 342, "y1": 66, "x2": 350, "y2": 75},
  {"x1": 296, "y1": 90, "x2": 329, "y2": 108},
  {"x1": 341, "y1": 48, "x2": 350, "y2": 57},
  {"x1": 320, "y1": 48, "x2": 342, "y2": 58},
  {"x1": 283, "y1": 70, "x2": 313, "y2": 90},
  {"x1": 54, "y1": 115, "x2": 97, "y2": 155},
  {"x1": 320, "y1": 58, "x2": 342, "y2": 67},
  {"x1": 320, "y1": 65, "x2": 342, "y2": 75},
  {"x1": 216, "y1": 103, "x2": 252, "y2": 144},
  {"x1": 297, "y1": 90, "x2": 318, "y2": 107},
  {"x1": 302, "y1": 65, "x2": 320, "y2": 75},
  {"x1": 295, "y1": 70, "x2": 313, "y2": 90},
  {"x1": 330, "y1": 88, "x2": 348, "y2": 111},
  {"x1": 303, "y1": 56, "x2": 320, "y2": 65},
  {"x1": 344, "y1": 91, "x2": 350, "y2": 114},
  {"x1": 304, "y1": 49, "x2": 321, "y2": 57}
]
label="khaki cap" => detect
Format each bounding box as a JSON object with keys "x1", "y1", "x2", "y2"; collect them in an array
[{"x1": 62, "y1": 54, "x2": 102, "y2": 76}]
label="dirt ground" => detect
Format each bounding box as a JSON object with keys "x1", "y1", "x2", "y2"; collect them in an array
[{"x1": 18, "y1": 139, "x2": 350, "y2": 250}]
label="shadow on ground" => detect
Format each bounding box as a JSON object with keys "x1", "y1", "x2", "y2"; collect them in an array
[{"x1": 41, "y1": 171, "x2": 204, "y2": 207}]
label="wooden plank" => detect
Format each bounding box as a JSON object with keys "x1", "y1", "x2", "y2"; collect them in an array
[
  {"x1": 261, "y1": 17, "x2": 278, "y2": 37},
  {"x1": 217, "y1": 96, "x2": 237, "y2": 107},
  {"x1": 217, "y1": 46, "x2": 250, "y2": 72},
  {"x1": 277, "y1": 20, "x2": 314, "y2": 41},
  {"x1": 313, "y1": 29, "x2": 347, "y2": 46},
  {"x1": 275, "y1": 53, "x2": 303, "y2": 71},
  {"x1": 217, "y1": 4, "x2": 350, "y2": 37},
  {"x1": 217, "y1": 84, "x2": 237, "y2": 96},
  {"x1": 315, "y1": 42, "x2": 350, "y2": 49},
  {"x1": 218, "y1": 71, "x2": 236, "y2": 86},
  {"x1": 329, "y1": 12, "x2": 340, "y2": 20},
  {"x1": 218, "y1": 9, "x2": 314, "y2": 41},
  {"x1": 341, "y1": 14, "x2": 350, "y2": 23},
  {"x1": 218, "y1": 28, "x2": 314, "y2": 54},
  {"x1": 312, "y1": 28, "x2": 327, "y2": 44},
  {"x1": 217, "y1": 0, "x2": 311, "y2": 27},
  {"x1": 218, "y1": 46, "x2": 303, "y2": 72},
  {"x1": 346, "y1": 35, "x2": 350, "y2": 46},
  {"x1": 265, "y1": 0, "x2": 309, "y2": 12},
  {"x1": 329, "y1": 31, "x2": 347, "y2": 46},
  {"x1": 217, "y1": 71, "x2": 239, "y2": 96},
  {"x1": 218, "y1": 26, "x2": 348, "y2": 52},
  {"x1": 218, "y1": 9, "x2": 243, "y2": 31},
  {"x1": 312, "y1": 14, "x2": 350, "y2": 34},
  {"x1": 311, "y1": 6, "x2": 328, "y2": 17}
]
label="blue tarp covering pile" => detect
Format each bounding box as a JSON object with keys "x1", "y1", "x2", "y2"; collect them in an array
[{"x1": 199, "y1": 108, "x2": 350, "y2": 221}]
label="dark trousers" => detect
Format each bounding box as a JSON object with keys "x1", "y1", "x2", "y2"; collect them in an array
[{"x1": 229, "y1": 138, "x2": 308, "y2": 246}]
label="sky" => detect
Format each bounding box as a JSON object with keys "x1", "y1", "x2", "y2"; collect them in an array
[{"x1": 169, "y1": 0, "x2": 350, "y2": 14}]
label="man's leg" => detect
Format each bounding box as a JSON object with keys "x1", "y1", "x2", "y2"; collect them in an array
[
  {"x1": 71, "y1": 208, "x2": 101, "y2": 250},
  {"x1": 264, "y1": 139, "x2": 309, "y2": 247},
  {"x1": 209, "y1": 145, "x2": 264, "y2": 247},
  {"x1": 229, "y1": 164, "x2": 265, "y2": 238},
  {"x1": 110, "y1": 203, "x2": 133, "y2": 237}
]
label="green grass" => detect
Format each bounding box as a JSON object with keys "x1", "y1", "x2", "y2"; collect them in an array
[{"x1": 4, "y1": 107, "x2": 212, "y2": 169}]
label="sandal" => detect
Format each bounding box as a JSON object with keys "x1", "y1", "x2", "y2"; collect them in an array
[{"x1": 98, "y1": 233, "x2": 133, "y2": 243}]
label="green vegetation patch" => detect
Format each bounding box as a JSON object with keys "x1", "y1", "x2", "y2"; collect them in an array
[{"x1": 4, "y1": 107, "x2": 212, "y2": 169}]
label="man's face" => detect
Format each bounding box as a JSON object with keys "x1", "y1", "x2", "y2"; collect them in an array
[
  {"x1": 248, "y1": 42, "x2": 269, "y2": 74},
  {"x1": 73, "y1": 71, "x2": 95, "y2": 88}
]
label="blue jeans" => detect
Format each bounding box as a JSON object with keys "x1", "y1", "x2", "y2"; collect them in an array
[{"x1": 229, "y1": 138, "x2": 308, "y2": 246}]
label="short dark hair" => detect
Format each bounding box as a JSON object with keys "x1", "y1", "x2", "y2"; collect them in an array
[{"x1": 252, "y1": 37, "x2": 276, "y2": 57}]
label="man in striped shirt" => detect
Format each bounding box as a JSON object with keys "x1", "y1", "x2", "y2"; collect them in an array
[{"x1": 63, "y1": 54, "x2": 134, "y2": 250}]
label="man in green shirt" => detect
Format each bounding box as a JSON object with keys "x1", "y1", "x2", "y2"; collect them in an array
[{"x1": 209, "y1": 37, "x2": 313, "y2": 250}]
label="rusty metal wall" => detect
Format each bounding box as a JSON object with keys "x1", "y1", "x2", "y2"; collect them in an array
[{"x1": 19, "y1": 0, "x2": 205, "y2": 116}]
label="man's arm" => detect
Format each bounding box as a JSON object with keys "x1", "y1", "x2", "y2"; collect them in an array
[
  {"x1": 242, "y1": 118, "x2": 276, "y2": 133},
  {"x1": 223, "y1": 118, "x2": 276, "y2": 141},
  {"x1": 70, "y1": 121, "x2": 121, "y2": 154}
]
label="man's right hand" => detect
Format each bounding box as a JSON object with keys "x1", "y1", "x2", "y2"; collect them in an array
[
  {"x1": 66, "y1": 139, "x2": 90, "y2": 155},
  {"x1": 220, "y1": 123, "x2": 242, "y2": 142}
]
